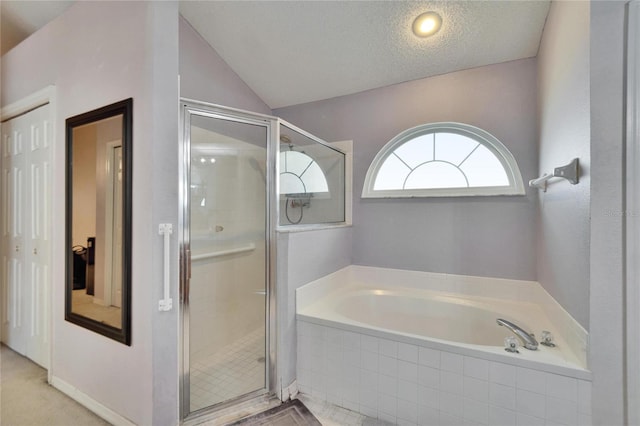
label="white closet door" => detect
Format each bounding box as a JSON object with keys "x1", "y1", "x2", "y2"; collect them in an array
[
  {"x1": 25, "y1": 104, "x2": 51, "y2": 368},
  {"x1": 2, "y1": 112, "x2": 27, "y2": 355},
  {"x1": 1, "y1": 103, "x2": 51, "y2": 369}
]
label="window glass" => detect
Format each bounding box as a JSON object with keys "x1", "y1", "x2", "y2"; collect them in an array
[
  {"x1": 374, "y1": 154, "x2": 409, "y2": 190},
  {"x1": 280, "y1": 150, "x2": 329, "y2": 194},
  {"x1": 394, "y1": 133, "x2": 434, "y2": 169},
  {"x1": 362, "y1": 122, "x2": 525, "y2": 198},
  {"x1": 405, "y1": 162, "x2": 468, "y2": 189},
  {"x1": 460, "y1": 145, "x2": 509, "y2": 187},
  {"x1": 278, "y1": 122, "x2": 345, "y2": 226},
  {"x1": 434, "y1": 132, "x2": 480, "y2": 167}
]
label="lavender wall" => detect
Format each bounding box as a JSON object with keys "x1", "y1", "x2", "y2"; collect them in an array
[
  {"x1": 536, "y1": 1, "x2": 591, "y2": 330},
  {"x1": 1, "y1": 2, "x2": 180, "y2": 424},
  {"x1": 149, "y1": 3, "x2": 181, "y2": 425},
  {"x1": 277, "y1": 227, "x2": 352, "y2": 392},
  {"x1": 179, "y1": 16, "x2": 271, "y2": 115},
  {"x1": 275, "y1": 59, "x2": 538, "y2": 281}
]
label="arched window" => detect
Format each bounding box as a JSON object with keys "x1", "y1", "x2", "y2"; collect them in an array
[
  {"x1": 279, "y1": 150, "x2": 329, "y2": 195},
  {"x1": 362, "y1": 122, "x2": 525, "y2": 198}
]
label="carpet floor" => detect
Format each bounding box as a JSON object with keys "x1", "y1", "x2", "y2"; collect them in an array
[{"x1": 0, "y1": 344, "x2": 109, "y2": 426}]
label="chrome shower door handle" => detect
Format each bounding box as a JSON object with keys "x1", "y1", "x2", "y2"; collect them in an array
[{"x1": 185, "y1": 249, "x2": 191, "y2": 303}]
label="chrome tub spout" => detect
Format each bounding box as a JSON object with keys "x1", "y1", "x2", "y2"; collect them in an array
[{"x1": 496, "y1": 318, "x2": 538, "y2": 350}]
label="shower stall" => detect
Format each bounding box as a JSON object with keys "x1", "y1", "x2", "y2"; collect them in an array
[{"x1": 179, "y1": 99, "x2": 345, "y2": 421}]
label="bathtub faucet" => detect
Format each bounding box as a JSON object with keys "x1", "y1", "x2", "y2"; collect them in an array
[{"x1": 496, "y1": 318, "x2": 538, "y2": 350}]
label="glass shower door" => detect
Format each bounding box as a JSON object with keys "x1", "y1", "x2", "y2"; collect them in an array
[{"x1": 186, "y1": 112, "x2": 268, "y2": 414}]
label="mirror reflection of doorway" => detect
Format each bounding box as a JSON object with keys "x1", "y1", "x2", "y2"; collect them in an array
[
  {"x1": 183, "y1": 107, "x2": 270, "y2": 417},
  {"x1": 70, "y1": 117, "x2": 123, "y2": 329},
  {"x1": 106, "y1": 143, "x2": 123, "y2": 309},
  {"x1": 65, "y1": 98, "x2": 131, "y2": 345}
]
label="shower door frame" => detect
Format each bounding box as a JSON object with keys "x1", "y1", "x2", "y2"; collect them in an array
[
  {"x1": 179, "y1": 99, "x2": 278, "y2": 422},
  {"x1": 627, "y1": 2, "x2": 640, "y2": 424}
]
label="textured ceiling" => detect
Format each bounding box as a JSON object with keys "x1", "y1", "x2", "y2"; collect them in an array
[
  {"x1": 180, "y1": 1, "x2": 550, "y2": 109},
  {"x1": 1, "y1": 1, "x2": 550, "y2": 109}
]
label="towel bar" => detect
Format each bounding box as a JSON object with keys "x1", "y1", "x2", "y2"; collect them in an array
[{"x1": 529, "y1": 158, "x2": 579, "y2": 192}]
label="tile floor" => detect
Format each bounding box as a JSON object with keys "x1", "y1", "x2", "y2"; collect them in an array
[
  {"x1": 191, "y1": 327, "x2": 266, "y2": 412},
  {"x1": 298, "y1": 394, "x2": 393, "y2": 426},
  {"x1": 229, "y1": 398, "x2": 321, "y2": 425}
]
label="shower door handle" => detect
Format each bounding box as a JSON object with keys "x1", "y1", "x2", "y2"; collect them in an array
[
  {"x1": 185, "y1": 249, "x2": 191, "y2": 279},
  {"x1": 183, "y1": 249, "x2": 191, "y2": 302}
]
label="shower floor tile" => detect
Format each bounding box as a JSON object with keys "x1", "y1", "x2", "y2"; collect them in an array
[{"x1": 190, "y1": 328, "x2": 266, "y2": 412}]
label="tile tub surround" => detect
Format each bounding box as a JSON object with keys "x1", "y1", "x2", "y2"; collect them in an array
[
  {"x1": 296, "y1": 265, "x2": 588, "y2": 372},
  {"x1": 296, "y1": 321, "x2": 592, "y2": 426}
]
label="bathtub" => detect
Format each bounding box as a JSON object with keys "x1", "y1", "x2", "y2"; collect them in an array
[{"x1": 295, "y1": 266, "x2": 592, "y2": 425}]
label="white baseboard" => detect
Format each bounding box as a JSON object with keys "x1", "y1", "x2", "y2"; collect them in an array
[{"x1": 50, "y1": 376, "x2": 136, "y2": 426}]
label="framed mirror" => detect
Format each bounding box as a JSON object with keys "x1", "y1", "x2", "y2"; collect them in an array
[{"x1": 65, "y1": 98, "x2": 132, "y2": 345}]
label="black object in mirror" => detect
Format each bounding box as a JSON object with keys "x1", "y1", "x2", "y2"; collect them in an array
[{"x1": 65, "y1": 98, "x2": 132, "y2": 345}]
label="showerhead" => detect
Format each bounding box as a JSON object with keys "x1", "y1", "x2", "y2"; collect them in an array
[
  {"x1": 279, "y1": 134, "x2": 306, "y2": 153},
  {"x1": 280, "y1": 134, "x2": 292, "y2": 145},
  {"x1": 280, "y1": 134, "x2": 296, "y2": 151}
]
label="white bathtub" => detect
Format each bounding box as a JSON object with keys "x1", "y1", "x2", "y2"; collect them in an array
[
  {"x1": 333, "y1": 289, "x2": 543, "y2": 347},
  {"x1": 296, "y1": 266, "x2": 592, "y2": 425}
]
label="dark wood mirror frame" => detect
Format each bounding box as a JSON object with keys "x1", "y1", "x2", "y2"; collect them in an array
[{"x1": 65, "y1": 98, "x2": 132, "y2": 345}]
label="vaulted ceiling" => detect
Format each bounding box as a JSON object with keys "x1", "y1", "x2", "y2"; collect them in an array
[{"x1": 1, "y1": 1, "x2": 550, "y2": 109}]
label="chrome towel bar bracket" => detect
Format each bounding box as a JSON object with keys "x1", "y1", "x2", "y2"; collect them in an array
[{"x1": 529, "y1": 158, "x2": 579, "y2": 192}]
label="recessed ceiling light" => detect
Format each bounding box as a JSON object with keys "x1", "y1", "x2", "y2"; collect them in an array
[{"x1": 412, "y1": 12, "x2": 442, "y2": 38}]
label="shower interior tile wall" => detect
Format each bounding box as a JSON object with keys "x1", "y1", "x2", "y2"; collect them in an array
[
  {"x1": 189, "y1": 147, "x2": 266, "y2": 360},
  {"x1": 297, "y1": 321, "x2": 592, "y2": 426}
]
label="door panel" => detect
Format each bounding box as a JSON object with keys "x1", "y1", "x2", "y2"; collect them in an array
[
  {"x1": 186, "y1": 112, "x2": 268, "y2": 414},
  {"x1": 3, "y1": 116, "x2": 26, "y2": 354},
  {"x1": 26, "y1": 104, "x2": 51, "y2": 367},
  {"x1": 1, "y1": 103, "x2": 51, "y2": 368}
]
